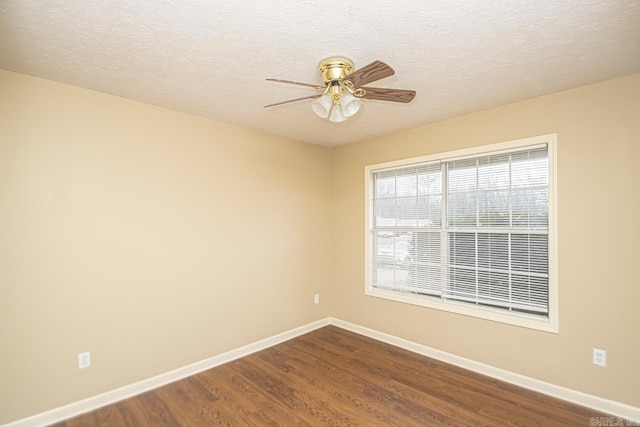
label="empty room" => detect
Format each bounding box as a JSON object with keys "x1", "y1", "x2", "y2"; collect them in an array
[{"x1": 1, "y1": 1, "x2": 639, "y2": 426}]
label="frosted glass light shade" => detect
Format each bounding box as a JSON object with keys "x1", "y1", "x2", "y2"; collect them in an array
[
  {"x1": 311, "y1": 94, "x2": 332, "y2": 118},
  {"x1": 340, "y1": 92, "x2": 361, "y2": 118},
  {"x1": 329, "y1": 104, "x2": 347, "y2": 123}
]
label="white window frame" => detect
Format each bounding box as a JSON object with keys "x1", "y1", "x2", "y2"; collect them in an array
[{"x1": 364, "y1": 134, "x2": 558, "y2": 333}]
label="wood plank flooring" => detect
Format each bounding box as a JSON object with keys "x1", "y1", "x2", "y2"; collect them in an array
[{"x1": 51, "y1": 326, "x2": 605, "y2": 426}]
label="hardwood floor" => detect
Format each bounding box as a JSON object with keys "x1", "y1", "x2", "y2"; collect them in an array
[{"x1": 52, "y1": 326, "x2": 603, "y2": 426}]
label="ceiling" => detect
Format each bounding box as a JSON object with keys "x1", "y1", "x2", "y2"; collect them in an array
[{"x1": 1, "y1": 1, "x2": 639, "y2": 147}]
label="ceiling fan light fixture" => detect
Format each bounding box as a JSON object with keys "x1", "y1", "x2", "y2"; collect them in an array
[
  {"x1": 329, "y1": 104, "x2": 347, "y2": 123},
  {"x1": 266, "y1": 57, "x2": 415, "y2": 123},
  {"x1": 340, "y1": 92, "x2": 361, "y2": 118},
  {"x1": 311, "y1": 94, "x2": 332, "y2": 118}
]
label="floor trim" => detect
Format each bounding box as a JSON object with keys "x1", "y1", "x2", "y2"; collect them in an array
[
  {"x1": 4, "y1": 318, "x2": 330, "y2": 427},
  {"x1": 329, "y1": 317, "x2": 640, "y2": 421},
  {"x1": 6, "y1": 316, "x2": 639, "y2": 426}
]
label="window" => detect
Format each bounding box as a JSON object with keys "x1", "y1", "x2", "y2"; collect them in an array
[{"x1": 365, "y1": 135, "x2": 557, "y2": 332}]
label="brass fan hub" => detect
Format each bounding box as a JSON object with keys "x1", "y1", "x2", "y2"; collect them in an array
[{"x1": 318, "y1": 57, "x2": 354, "y2": 84}]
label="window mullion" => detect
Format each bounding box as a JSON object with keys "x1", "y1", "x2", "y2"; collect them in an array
[
  {"x1": 441, "y1": 162, "x2": 448, "y2": 301},
  {"x1": 508, "y1": 232, "x2": 512, "y2": 312},
  {"x1": 508, "y1": 154, "x2": 513, "y2": 311},
  {"x1": 474, "y1": 159, "x2": 479, "y2": 305}
]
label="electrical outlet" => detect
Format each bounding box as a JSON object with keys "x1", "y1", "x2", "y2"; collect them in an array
[
  {"x1": 592, "y1": 348, "x2": 606, "y2": 367},
  {"x1": 314, "y1": 294, "x2": 320, "y2": 304},
  {"x1": 79, "y1": 351, "x2": 91, "y2": 369}
]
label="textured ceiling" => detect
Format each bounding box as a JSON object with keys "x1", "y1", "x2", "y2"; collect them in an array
[{"x1": 1, "y1": 1, "x2": 639, "y2": 147}]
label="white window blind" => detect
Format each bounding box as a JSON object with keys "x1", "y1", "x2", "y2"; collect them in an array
[{"x1": 369, "y1": 144, "x2": 550, "y2": 318}]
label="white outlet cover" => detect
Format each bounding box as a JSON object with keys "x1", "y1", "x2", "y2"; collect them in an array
[
  {"x1": 592, "y1": 348, "x2": 606, "y2": 367},
  {"x1": 79, "y1": 351, "x2": 91, "y2": 369},
  {"x1": 314, "y1": 294, "x2": 320, "y2": 304}
]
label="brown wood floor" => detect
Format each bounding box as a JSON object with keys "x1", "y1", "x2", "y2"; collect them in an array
[{"x1": 51, "y1": 326, "x2": 605, "y2": 426}]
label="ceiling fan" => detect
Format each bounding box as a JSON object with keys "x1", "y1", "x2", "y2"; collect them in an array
[{"x1": 265, "y1": 56, "x2": 416, "y2": 123}]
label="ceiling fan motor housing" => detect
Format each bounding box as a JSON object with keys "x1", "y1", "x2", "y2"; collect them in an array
[{"x1": 318, "y1": 57, "x2": 354, "y2": 83}]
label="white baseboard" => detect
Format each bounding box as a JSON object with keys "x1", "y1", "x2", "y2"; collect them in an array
[
  {"x1": 329, "y1": 317, "x2": 640, "y2": 421},
  {"x1": 4, "y1": 318, "x2": 330, "y2": 427},
  {"x1": 6, "y1": 316, "x2": 639, "y2": 426}
]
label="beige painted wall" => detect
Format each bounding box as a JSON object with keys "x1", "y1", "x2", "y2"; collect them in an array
[
  {"x1": 0, "y1": 69, "x2": 332, "y2": 423},
  {"x1": 331, "y1": 73, "x2": 640, "y2": 407},
  {"x1": 2, "y1": 68, "x2": 639, "y2": 424}
]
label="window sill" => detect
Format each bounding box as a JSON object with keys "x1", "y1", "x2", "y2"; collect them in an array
[{"x1": 365, "y1": 287, "x2": 559, "y2": 333}]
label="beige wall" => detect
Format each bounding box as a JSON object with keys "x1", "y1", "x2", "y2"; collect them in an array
[
  {"x1": 0, "y1": 69, "x2": 332, "y2": 423},
  {"x1": 2, "y1": 68, "x2": 639, "y2": 424},
  {"x1": 331, "y1": 73, "x2": 640, "y2": 407}
]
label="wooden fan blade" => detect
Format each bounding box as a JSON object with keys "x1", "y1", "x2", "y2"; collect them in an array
[
  {"x1": 266, "y1": 78, "x2": 325, "y2": 90},
  {"x1": 358, "y1": 87, "x2": 416, "y2": 103},
  {"x1": 343, "y1": 61, "x2": 395, "y2": 88},
  {"x1": 264, "y1": 94, "x2": 321, "y2": 108}
]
